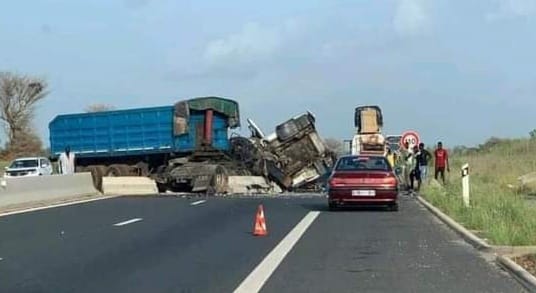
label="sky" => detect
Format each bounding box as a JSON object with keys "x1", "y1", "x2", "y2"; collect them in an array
[{"x1": 1, "y1": 0, "x2": 535, "y2": 147}]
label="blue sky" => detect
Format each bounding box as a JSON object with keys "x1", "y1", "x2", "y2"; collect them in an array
[{"x1": 1, "y1": 0, "x2": 535, "y2": 147}]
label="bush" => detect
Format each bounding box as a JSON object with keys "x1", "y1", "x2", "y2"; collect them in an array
[{"x1": 422, "y1": 138, "x2": 536, "y2": 246}]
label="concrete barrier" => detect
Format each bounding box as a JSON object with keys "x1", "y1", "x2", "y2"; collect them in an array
[
  {"x1": 101, "y1": 177, "x2": 158, "y2": 196},
  {"x1": 0, "y1": 173, "x2": 99, "y2": 210}
]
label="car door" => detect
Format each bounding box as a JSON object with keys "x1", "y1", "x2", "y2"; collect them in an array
[{"x1": 40, "y1": 159, "x2": 52, "y2": 175}]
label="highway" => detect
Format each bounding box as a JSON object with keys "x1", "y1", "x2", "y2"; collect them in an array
[{"x1": 0, "y1": 194, "x2": 526, "y2": 293}]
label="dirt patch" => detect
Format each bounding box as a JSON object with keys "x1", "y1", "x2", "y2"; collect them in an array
[{"x1": 514, "y1": 254, "x2": 536, "y2": 276}]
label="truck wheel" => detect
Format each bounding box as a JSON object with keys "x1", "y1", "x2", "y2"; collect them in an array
[
  {"x1": 75, "y1": 166, "x2": 88, "y2": 173},
  {"x1": 105, "y1": 165, "x2": 128, "y2": 177},
  {"x1": 87, "y1": 166, "x2": 104, "y2": 192},
  {"x1": 156, "y1": 183, "x2": 167, "y2": 193},
  {"x1": 209, "y1": 166, "x2": 228, "y2": 195}
]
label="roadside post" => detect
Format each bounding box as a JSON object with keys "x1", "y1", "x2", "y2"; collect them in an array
[{"x1": 461, "y1": 163, "x2": 470, "y2": 207}]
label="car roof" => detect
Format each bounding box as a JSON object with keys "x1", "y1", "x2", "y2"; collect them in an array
[
  {"x1": 337, "y1": 154, "x2": 386, "y2": 159},
  {"x1": 13, "y1": 157, "x2": 47, "y2": 161}
]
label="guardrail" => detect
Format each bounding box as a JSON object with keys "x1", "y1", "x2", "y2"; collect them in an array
[{"x1": 0, "y1": 173, "x2": 98, "y2": 210}]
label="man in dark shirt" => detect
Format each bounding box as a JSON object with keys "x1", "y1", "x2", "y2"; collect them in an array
[{"x1": 416, "y1": 143, "x2": 432, "y2": 184}]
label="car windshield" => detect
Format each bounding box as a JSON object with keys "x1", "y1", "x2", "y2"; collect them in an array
[
  {"x1": 9, "y1": 159, "x2": 39, "y2": 168},
  {"x1": 335, "y1": 156, "x2": 391, "y2": 171}
]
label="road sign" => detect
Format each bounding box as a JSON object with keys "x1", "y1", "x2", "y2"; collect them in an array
[{"x1": 400, "y1": 131, "x2": 420, "y2": 149}]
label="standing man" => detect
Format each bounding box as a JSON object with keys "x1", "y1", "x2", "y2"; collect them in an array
[
  {"x1": 416, "y1": 143, "x2": 432, "y2": 182},
  {"x1": 434, "y1": 141, "x2": 450, "y2": 184},
  {"x1": 385, "y1": 146, "x2": 396, "y2": 169},
  {"x1": 407, "y1": 145, "x2": 421, "y2": 192},
  {"x1": 59, "y1": 146, "x2": 76, "y2": 175}
]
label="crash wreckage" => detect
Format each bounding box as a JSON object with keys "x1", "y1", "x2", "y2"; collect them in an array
[{"x1": 49, "y1": 97, "x2": 336, "y2": 195}]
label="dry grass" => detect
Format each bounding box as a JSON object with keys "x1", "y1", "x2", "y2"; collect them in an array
[{"x1": 422, "y1": 138, "x2": 536, "y2": 246}]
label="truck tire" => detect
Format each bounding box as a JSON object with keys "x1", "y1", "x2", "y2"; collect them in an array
[
  {"x1": 156, "y1": 183, "x2": 167, "y2": 193},
  {"x1": 208, "y1": 166, "x2": 228, "y2": 195},
  {"x1": 75, "y1": 166, "x2": 88, "y2": 173},
  {"x1": 276, "y1": 120, "x2": 299, "y2": 141},
  {"x1": 105, "y1": 164, "x2": 129, "y2": 177},
  {"x1": 87, "y1": 166, "x2": 104, "y2": 192}
]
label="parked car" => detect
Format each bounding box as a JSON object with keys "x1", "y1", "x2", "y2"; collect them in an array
[
  {"x1": 3, "y1": 157, "x2": 53, "y2": 178},
  {"x1": 327, "y1": 155, "x2": 398, "y2": 211}
]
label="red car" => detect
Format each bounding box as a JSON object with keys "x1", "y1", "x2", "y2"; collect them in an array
[{"x1": 327, "y1": 155, "x2": 399, "y2": 211}]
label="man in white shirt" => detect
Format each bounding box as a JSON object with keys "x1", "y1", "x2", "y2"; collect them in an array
[{"x1": 59, "y1": 146, "x2": 76, "y2": 175}]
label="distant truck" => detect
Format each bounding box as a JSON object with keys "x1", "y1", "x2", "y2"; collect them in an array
[
  {"x1": 49, "y1": 97, "x2": 250, "y2": 193},
  {"x1": 350, "y1": 105, "x2": 386, "y2": 156}
]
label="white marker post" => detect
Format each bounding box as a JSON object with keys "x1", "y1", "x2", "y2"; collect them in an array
[{"x1": 461, "y1": 163, "x2": 470, "y2": 207}]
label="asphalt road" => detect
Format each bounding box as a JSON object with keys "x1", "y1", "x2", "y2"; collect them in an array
[{"x1": 0, "y1": 194, "x2": 527, "y2": 293}]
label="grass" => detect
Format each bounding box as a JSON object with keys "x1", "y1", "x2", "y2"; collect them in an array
[{"x1": 421, "y1": 138, "x2": 536, "y2": 246}]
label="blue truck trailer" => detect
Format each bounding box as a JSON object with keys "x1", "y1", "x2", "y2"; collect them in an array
[{"x1": 49, "y1": 97, "x2": 247, "y2": 192}]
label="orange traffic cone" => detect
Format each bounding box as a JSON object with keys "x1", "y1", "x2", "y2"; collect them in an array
[{"x1": 253, "y1": 204, "x2": 268, "y2": 236}]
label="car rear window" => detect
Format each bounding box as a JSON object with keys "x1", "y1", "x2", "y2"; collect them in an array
[
  {"x1": 9, "y1": 159, "x2": 39, "y2": 168},
  {"x1": 335, "y1": 156, "x2": 391, "y2": 171}
]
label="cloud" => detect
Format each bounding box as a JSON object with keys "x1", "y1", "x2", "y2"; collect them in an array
[
  {"x1": 487, "y1": 0, "x2": 536, "y2": 21},
  {"x1": 392, "y1": 0, "x2": 430, "y2": 36},
  {"x1": 163, "y1": 19, "x2": 306, "y2": 80},
  {"x1": 203, "y1": 20, "x2": 302, "y2": 66}
]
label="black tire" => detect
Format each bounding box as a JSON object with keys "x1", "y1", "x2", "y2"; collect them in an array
[
  {"x1": 75, "y1": 166, "x2": 88, "y2": 173},
  {"x1": 276, "y1": 120, "x2": 299, "y2": 141},
  {"x1": 388, "y1": 203, "x2": 399, "y2": 212},
  {"x1": 328, "y1": 202, "x2": 338, "y2": 211},
  {"x1": 87, "y1": 166, "x2": 104, "y2": 192},
  {"x1": 209, "y1": 166, "x2": 228, "y2": 195},
  {"x1": 105, "y1": 164, "x2": 129, "y2": 177},
  {"x1": 156, "y1": 183, "x2": 167, "y2": 193}
]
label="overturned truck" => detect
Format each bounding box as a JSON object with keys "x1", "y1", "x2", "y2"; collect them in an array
[
  {"x1": 49, "y1": 97, "x2": 334, "y2": 194},
  {"x1": 230, "y1": 112, "x2": 336, "y2": 191}
]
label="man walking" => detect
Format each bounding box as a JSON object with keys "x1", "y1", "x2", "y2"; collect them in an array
[
  {"x1": 416, "y1": 143, "x2": 432, "y2": 182},
  {"x1": 434, "y1": 141, "x2": 449, "y2": 184},
  {"x1": 59, "y1": 146, "x2": 76, "y2": 175}
]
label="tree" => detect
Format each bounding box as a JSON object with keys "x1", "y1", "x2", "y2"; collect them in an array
[
  {"x1": 530, "y1": 129, "x2": 536, "y2": 140},
  {"x1": 324, "y1": 138, "x2": 344, "y2": 155},
  {"x1": 85, "y1": 103, "x2": 115, "y2": 112},
  {"x1": 0, "y1": 72, "x2": 48, "y2": 158}
]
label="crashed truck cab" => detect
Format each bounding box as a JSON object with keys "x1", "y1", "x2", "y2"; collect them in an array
[
  {"x1": 351, "y1": 105, "x2": 386, "y2": 156},
  {"x1": 237, "y1": 111, "x2": 336, "y2": 191}
]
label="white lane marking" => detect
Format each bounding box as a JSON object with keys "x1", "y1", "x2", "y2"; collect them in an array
[
  {"x1": 113, "y1": 218, "x2": 143, "y2": 227},
  {"x1": 191, "y1": 200, "x2": 207, "y2": 206},
  {"x1": 234, "y1": 211, "x2": 320, "y2": 293},
  {"x1": 0, "y1": 195, "x2": 121, "y2": 218},
  {"x1": 0, "y1": 257, "x2": 3, "y2": 261}
]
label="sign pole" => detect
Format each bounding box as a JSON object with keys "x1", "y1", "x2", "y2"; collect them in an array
[{"x1": 461, "y1": 163, "x2": 470, "y2": 207}]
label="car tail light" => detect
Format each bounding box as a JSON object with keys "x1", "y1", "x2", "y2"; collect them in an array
[
  {"x1": 328, "y1": 177, "x2": 344, "y2": 187},
  {"x1": 381, "y1": 174, "x2": 397, "y2": 186}
]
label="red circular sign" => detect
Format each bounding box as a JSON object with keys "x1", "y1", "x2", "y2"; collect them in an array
[{"x1": 400, "y1": 131, "x2": 420, "y2": 149}]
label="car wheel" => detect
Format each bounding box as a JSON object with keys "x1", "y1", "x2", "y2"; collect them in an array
[
  {"x1": 328, "y1": 202, "x2": 338, "y2": 211},
  {"x1": 388, "y1": 203, "x2": 399, "y2": 212}
]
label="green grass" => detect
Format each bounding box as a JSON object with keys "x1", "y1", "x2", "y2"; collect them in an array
[{"x1": 422, "y1": 138, "x2": 536, "y2": 246}]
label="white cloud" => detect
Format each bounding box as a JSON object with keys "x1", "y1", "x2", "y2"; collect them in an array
[
  {"x1": 487, "y1": 0, "x2": 536, "y2": 21},
  {"x1": 393, "y1": 0, "x2": 430, "y2": 36},
  {"x1": 204, "y1": 23, "x2": 279, "y2": 64},
  {"x1": 203, "y1": 19, "x2": 302, "y2": 66}
]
